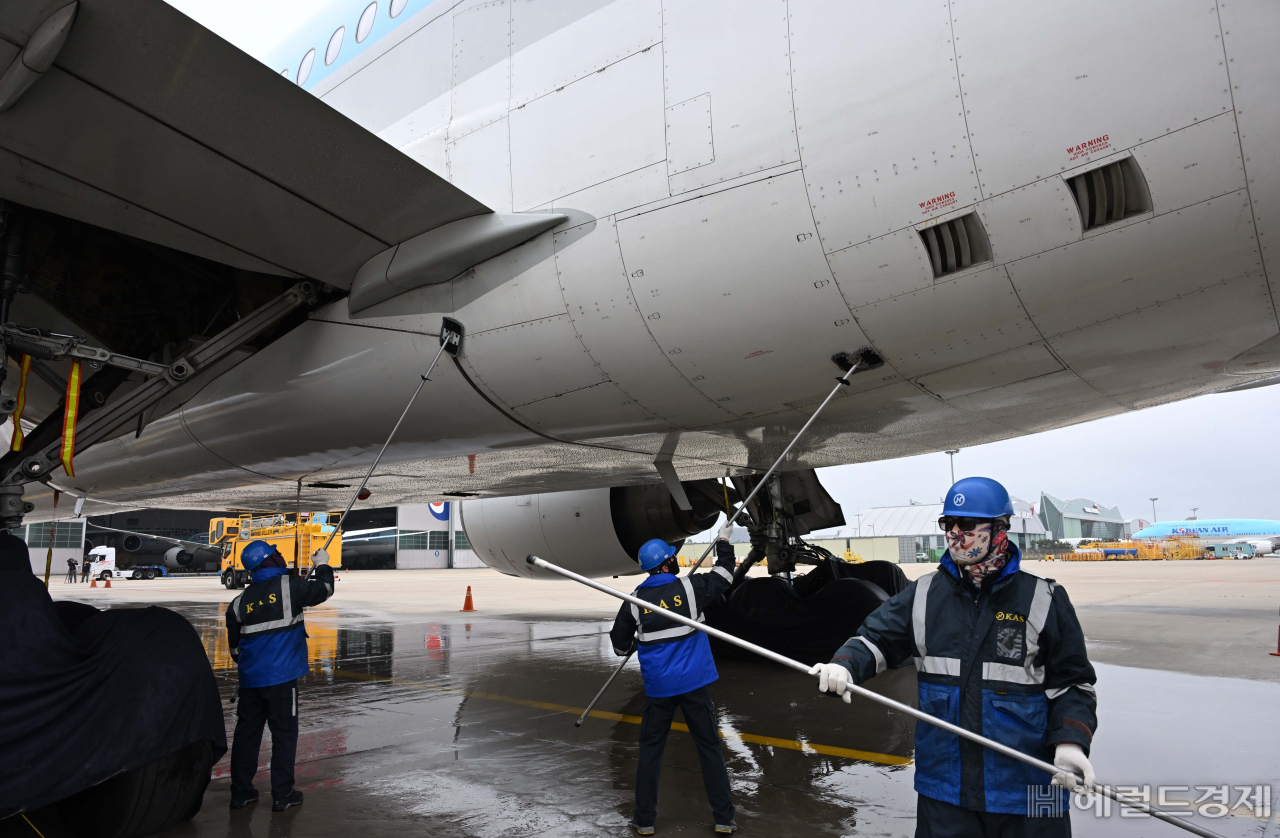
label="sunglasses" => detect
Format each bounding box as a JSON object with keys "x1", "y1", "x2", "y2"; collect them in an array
[{"x1": 938, "y1": 516, "x2": 991, "y2": 533}]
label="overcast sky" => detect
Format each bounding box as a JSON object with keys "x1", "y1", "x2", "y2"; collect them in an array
[
  {"x1": 168, "y1": 1, "x2": 1280, "y2": 526},
  {"x1": 818, "y1": 383, "x2": 1280, "y2": 523}
]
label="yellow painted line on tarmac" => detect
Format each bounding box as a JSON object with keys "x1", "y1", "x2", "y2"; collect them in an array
[{"x1": 334, "y1": 668, "x2": 911, "y2": 767}]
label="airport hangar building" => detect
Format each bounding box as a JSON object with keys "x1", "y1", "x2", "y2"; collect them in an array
[{"x1": 14, "y1": 503, "x2": 484, "y2": 576}]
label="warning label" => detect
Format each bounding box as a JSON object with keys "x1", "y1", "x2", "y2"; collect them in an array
[
  {"x1": 919, "y1": 191, "x2": 957, "y2": 215},
  {"x1": 1066, "y1": 134, "x2": 1110, "y2": 161}
]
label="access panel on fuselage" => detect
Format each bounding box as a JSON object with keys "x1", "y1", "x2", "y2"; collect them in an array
[
  {"x1": 789, "y1": 1, "x2": 982, "y2": 253},
  {"x1": 614, "y1": 171, "x2": 868, "y2": 418},
  {"x1": 953, "y1": 0, "x2": 1232, "y2": 195}
]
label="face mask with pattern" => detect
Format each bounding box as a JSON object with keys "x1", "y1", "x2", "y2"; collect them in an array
[{"x1": 945, "y1": 522, "x2": 993, "y2": 565}]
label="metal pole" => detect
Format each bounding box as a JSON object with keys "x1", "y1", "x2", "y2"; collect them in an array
[
  {"x1": 576, "y1": 647, "x2": 634, "y2": 727},
  {"x1": 447, "y1": 499, "x2": 455, "y2": 569},
  {"x1": 1150, "y1": 497, "x2": 1159, "y2": 523},
  {"x1": 685, "y1": 357, "x2": 867, "y2": 575},
  {"x1": 322, "y1": 330, "x2": 458, "y2": 553},
  {"x1": 528, "y1": 554, "x2": 1226, "y2": 838},
  {"x1": 945, "y1": 449, "x2": 959, "y2": 484}
]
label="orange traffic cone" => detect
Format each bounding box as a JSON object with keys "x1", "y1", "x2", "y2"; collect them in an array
[
  {"x1": 1271, "y1": 608, "x2": 1280, "y2": 657},
  {"x1": 104, "y1": 576, "x2": 111, "y2": 588},
  {"x1": 460, "y1": 586, "x2": 476, "y2": 612},
  {"x1": 90, "y1": 575, "x2": 97, "y2": 588}
]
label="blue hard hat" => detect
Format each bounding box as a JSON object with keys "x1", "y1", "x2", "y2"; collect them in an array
[
  {"x1": 638, "y1": 538, "x2": 677, "y2": 572},
  {"x1": 943, "y1": 477, "x2": 1014, "y2": 519},
  {"x1": 241, "y1": 540, "x2": 277, "y2": 572}
]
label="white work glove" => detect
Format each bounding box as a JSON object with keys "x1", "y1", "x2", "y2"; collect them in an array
[
  {"x1": 716, "y1": 520, "x2": 734, "y2": 542},
  {"x1": 808, "y1": 663, "x2": 851, "y2": 703},
  {"x1": 311, "y1": 549, "x2": 331, "y2": 566},
  {"x1": 1051, "y1": 743, "x2": 1095, "y2": 792}
]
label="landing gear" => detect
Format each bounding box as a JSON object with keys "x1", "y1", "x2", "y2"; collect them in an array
[{"x1": 702, "y1": 468, "x2": 908, "y2": 665}]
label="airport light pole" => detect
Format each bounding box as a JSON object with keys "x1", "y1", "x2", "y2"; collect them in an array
[
  {"x1": 1190, "y1": 507, "x2": 1198, "y2": 520},
  {"x1": 1150, "y1": 497, "x2": 1159, "y2": 523},
  {"x1": 944, "y1": 449, "x2": 960, "y2": 484}
]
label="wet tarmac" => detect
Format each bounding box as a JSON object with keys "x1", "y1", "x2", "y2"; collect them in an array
[
  {"x1": 34, "y1": 561, "x2": 1280, "y2": 838},
  {"x1": 120, "y1": 598, "x2": 1276, "y2": 838}
]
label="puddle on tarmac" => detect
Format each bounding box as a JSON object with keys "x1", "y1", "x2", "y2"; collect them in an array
[{"x1": 147, "y1": 602, "x2": 1277, "y2": 838}]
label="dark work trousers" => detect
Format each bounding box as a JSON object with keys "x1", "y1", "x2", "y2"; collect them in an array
[
  {"x1": 230, "y1": 679, "x2": 300, "y2": 802},
  {"x1": 635, "y1": 685, "x2": 734, "y2": 828},
  {"x1": 916, "y1": 794, "x2": 1072, "y2": 838}
]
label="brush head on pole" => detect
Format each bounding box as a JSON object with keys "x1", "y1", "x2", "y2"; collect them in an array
[{"x1": 832, "y1": 348, "x2": 884, "y2": 374}]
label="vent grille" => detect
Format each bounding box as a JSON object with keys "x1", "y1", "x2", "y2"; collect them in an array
[
  {"x1": 919, "y1": 213, "x2": 992, "y2": 278},
  {"x1": 1067, "y1": 158, "x2": 1151, "y2": 231}
]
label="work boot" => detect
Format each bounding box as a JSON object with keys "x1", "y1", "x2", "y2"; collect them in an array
[
  {"x1": 714, "y1": 822, "x2": 737, "y2": 834},
  {"x1": 272, "y1": 789, "x2": 304, "y2": 811},
  {"x1": 630, "y1": 820, "x2": 655, "y2": 835},
  {"x1": 229, "y1": 789, "x2": 259, "y2": 810}
]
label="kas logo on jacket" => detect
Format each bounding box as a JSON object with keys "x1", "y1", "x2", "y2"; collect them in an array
[{"x1": 429, "y1": 502, "x2": 450, "y2": 521}]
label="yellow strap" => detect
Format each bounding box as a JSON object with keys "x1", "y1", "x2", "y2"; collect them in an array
[
  {"x1": 60, "y1": 359, "x2": 81, "y2": 477},
  {"x1": 9, "y1": 354, "x2": 30, "y2": 452}
]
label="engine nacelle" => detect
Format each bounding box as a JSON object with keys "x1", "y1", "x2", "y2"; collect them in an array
[
  {"x1": 461, "y1": 484, "x2": 720, "y2": 579},
  {"x1": 163, "y1": 546, "x2": 194, "y2": 569}
]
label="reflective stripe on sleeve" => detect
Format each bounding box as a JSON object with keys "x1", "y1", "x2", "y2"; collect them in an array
[
  {"x1": 912, "y1": 572, "x2": 934, "y2": 659},
  {"x1": 712, "y1": 565, "x2": 733, "y2": 583},
  {"x1": 855, "y1": 636, "x2": 887, "y2": 674},
  {"x1": 914, "y1": 655, "x2": 961, "y2": 676},
  {"x1": 1045, "y1": 683, "x2": 1096, "y2": 700}
]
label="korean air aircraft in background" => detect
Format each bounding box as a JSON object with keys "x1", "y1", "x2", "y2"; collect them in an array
[
  {"x1": 1, "y1": 0, "x2": 1279, "y2": 580},
  {"x1": 1134, "y1": 520, "x2": 1280, "y2": 554}
]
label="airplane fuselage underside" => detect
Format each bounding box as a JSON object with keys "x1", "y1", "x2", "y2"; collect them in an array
[{"x1": 20, "y1": 0, "x2": 1280, "y2": 517}]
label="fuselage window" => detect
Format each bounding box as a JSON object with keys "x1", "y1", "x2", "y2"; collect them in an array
[
  {"x1": 390, "y1": 0, "x2": 408, "y2": 18},
  {"x1": 357, "y1": 3, "x2": 377, "y2": 42},
  {"x1": 326, "y1": 26, "x2": 346, "y2": 66},
  {"x1": 297, "y1": 48, "x2": 316, "y2": 85}
]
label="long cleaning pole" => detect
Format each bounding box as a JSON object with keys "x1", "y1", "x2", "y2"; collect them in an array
[
  {"x1": 320, "y1": 323, "x2": 462, "y2": 554},
  {"x1": 685, "y1": 353, "x2": 870, "y2": 575},
  {"x1": 528, "y1": 554, "x2": 1224, "y2": 838},
  {"x1": 575, "y1": 643, "x2": 634, "y2": 727}
]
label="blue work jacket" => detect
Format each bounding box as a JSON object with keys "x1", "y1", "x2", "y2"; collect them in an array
[
  {"x1": 831, "y1": 545, "x2": 1097, "y2": 814},
  {"x1": 225, "y1": 565, "x2": 334, "y2": 689},
  {"x1": 610, "y1": 542, "x2": 735, "y2": 697}
]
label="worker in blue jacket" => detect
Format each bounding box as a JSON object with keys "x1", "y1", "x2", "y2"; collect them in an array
[
  {"x1": 610, "y1": 522, "x2": 737, "y2": 836},
  {"x1": 225, "y1": 541, "x2": 335, "y2": 812},
  {"x1": 810, "y1": 477, "x2": 1098, "y2": 838}
]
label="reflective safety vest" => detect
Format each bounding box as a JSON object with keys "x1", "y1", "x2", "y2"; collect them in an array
[
  {"x1": 610, "y1": 544, "x2": 735, "y2": 698},
  {"x1": 226, "y1": 565, "x2": 334, "y2": 689},
  {"x1": 832, "y1": 548, "x2": 1097, "y2": 814}
]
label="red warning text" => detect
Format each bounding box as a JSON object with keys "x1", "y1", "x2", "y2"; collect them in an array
[
  {"x1": 920, "y1": 191, "x2": 957, "y2": 215},
  {"x1": 1066, "y1": 134, "x2": 1110, "y2": 161}
]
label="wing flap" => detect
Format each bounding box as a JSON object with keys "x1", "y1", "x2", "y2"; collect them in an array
[{"x1": 0, "y1": 0, "x2": 490, "y2": 287}]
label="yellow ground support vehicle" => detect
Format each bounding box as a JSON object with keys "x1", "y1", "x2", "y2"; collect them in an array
[{"x1": 213, "y1": 511, "x2": 343, "y2": 589}]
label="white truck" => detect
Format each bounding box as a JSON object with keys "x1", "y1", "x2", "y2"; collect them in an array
[{"x1": 86, "y1": 546, "x2": 168, "y2": 580}]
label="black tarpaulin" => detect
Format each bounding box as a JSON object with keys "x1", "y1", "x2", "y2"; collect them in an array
[
  {"x1": 0, "y1": 532, "x2": 226, "y2": 818},
  {"x1": 705, "y1": 559, "x2": 908, "y2": 666}
]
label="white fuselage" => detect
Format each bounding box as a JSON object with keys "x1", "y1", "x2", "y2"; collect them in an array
[{"x1": 34, "y1": 0, "x2": 1280, "y2": 517}]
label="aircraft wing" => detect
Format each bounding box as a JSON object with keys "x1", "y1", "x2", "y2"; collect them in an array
[
  {"x1": 87, "y1": 522, "x2": 216, "y2": 554},
  {"x1": 0, "y1": 0, "x2": 490, "y2": 285}
]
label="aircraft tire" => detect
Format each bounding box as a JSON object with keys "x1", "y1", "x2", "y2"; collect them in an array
[{"x1": 54, "y1": 740, "x2": 216, "y2": 838}]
